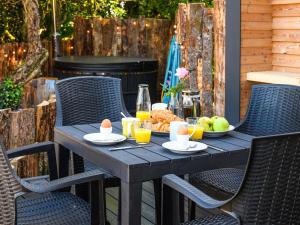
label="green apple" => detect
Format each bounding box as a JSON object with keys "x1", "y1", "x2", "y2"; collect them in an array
[
  {"x1": 211, "y1": 116, "x2": 219, "y2": 124},
  {"x1": 213, "y1": 117, "x2": 229, "y2": 132},
  {"x1": 198, "y1": 117, "x2": 213, "y2": 132}
]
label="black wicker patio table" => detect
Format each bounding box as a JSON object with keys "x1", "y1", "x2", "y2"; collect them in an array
[{"x1": 54, "y1": 122, "x2": 253, "y2": 225}]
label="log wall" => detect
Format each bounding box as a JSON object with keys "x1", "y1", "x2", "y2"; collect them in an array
[
  {"x1": 240, "y1": 0, "x2": 273, "y2": 118},
  {"x1": 0, "y1": 78, "x2": 56, "y2": 177}
]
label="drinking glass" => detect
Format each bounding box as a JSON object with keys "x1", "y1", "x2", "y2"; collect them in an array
[
  {"x1": 122, "y1": 117, "x2": 140, "y2": 139},
  {"x1": 186, "y1": 117, "x2": 204, "y2": 140},
  {"x1": 134, "y1": 120, "x2": 152, "y2": 144},
  {"x1": 136, "y1": 84, "x2": 151, "y2": 121}
]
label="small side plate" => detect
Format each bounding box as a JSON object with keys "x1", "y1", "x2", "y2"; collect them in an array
[
  {"x1": 83, "y1": 133, "x2": 126, "y2": 146},
  {"x1": 162, "y1": 141, "x2": 207, "y2": 154},
  {"x1": 203, "y1": 125, "x2": 235, "y2": 138}
]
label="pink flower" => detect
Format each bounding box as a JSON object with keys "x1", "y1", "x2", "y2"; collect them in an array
[{"x1": 176, "y1": 67, "x2": 189, "y2": 80}]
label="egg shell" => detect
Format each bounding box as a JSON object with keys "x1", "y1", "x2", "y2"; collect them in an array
[
  {"x1": 177, "y1": 126, "x2": 188, "y2": 135},
  {"x1": 101, "y1": 119, "x2": 112, "y2": 128}
]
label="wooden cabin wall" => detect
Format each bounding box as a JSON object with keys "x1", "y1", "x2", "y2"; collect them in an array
[
  {"x1": 240, "y1": 0, "x2": 273, "y2": 118},
  {"x1": 272, "y1": 0, "x2": 300, "y2": 73}
]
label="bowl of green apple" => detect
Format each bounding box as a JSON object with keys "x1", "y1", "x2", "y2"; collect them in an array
[{"x1": 197, "y1": 116, "x2": 234, "y2": 138}]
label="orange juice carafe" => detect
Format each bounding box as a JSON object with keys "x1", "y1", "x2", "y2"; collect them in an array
[{"x1": 136, "y1": 84, "x2": 151, "y2": 121}]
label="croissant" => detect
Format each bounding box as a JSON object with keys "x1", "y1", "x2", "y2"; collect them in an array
[{"x1": 151, "y1": 110, "x2": 183, "y2": 132}]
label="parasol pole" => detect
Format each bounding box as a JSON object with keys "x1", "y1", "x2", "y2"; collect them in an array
[{"x1": 52, "y1": 0, "x2": 61, "y2": 57}]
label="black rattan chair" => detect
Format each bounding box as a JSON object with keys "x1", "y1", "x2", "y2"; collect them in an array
[
  {"x1": 56, "y1": 76, "x2": 164, "y2": 225},
  {"x1": 55, "y1": 76, "x2": 131, "y2": 223},
  {"x1": 0, "y1": 138, "x2": 105, "y2": 225},
  {"x1": 189, "y1": 84, "x2": 300, "y2": 204},
  {"x1": 162, "y1": 132, "x2": 300, "y2": 225}
]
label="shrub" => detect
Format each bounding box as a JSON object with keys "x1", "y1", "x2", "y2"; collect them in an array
[{"x1": 0, "y1": 78, "x2": 23, "y2": 110}]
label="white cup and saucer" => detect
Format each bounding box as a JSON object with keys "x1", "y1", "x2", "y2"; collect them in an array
[{"x1": 162, "y1": 121, "x2": 207, "y2": 154}]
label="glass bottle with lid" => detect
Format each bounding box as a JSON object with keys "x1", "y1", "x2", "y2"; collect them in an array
[
  {"x1": 182, "y1": 90, "x2": 201, "y2": 118},
  {"x1": 136, "y1": 84, "x2": 151, "y2": 121}
]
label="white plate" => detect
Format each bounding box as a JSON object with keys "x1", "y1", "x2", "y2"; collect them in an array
[
  {"x1": 83, "y1": 133, "x2": 126, "y2": 146},
  {"x1": 162, "y1": 141, "x2": 207, "y2": 154},
  {"x1": 204, "y1": 125, "x2": 235, "y2": 138}
]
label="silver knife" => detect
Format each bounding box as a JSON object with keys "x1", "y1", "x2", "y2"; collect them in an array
[
  {"x1": 109, "y1": 145, "x2": 152, "y2": 151},
  {"x1": 207, "y1": 145, "x2": 225, "y2": 152}
]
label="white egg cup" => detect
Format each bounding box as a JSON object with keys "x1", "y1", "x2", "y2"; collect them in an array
[
  {"x1": 100, "y1": 127, "x2": 112, "y2": 136},
  {"x1": 175, "y1": 134, "x2": 190, "y2": 150}
]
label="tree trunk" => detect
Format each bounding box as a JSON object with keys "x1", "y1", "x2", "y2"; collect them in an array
[{"x1": 11, "y1": 0, "x2": 48, "y2": 84}]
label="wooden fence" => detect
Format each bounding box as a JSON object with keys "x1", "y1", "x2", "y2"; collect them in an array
[{"x1": 0, "y1": 17, "x2": 172, "y2": 91}]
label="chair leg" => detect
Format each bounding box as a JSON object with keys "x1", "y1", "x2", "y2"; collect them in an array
[
  {"x1": 90, "y1": 180, "x2": 106, "y2": 225},
  {"x1": 153, "y1": 179, "x2": 162, "y2": 225},
  {"x1": 162, "y1": 183, "x2": 181, "y2": 225},
  {"x1": 117, "y1": 187, "x2": 121, "y2": 225},
  {"x1": 189, "y1": 200, "x2": 196, "y2": 220},
  {"x1": 179, "y1": 193, "x2": 185, "y2": 222}
]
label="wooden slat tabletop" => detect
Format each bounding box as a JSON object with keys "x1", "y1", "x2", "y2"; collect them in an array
[{"x1": 55, "y1": 121, "x2": 253, "y2": 183}]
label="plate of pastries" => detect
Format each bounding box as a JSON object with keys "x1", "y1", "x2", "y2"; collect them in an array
[{"x1": 150, "y1": 110, "x2": 183, "y2": 136}]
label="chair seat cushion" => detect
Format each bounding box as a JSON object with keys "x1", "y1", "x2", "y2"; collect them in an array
[
  {"x1": 182, "y1": 214, "x2": 239, "y2": 225},
  {"x1": 190, "y1": 168, "x2": 244, "y2": 194},
  {"x1": 16, "y1": 192, "x2": 90, "y2": 225}
]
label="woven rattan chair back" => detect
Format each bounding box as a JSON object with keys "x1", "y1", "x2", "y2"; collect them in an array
[
  {"x1": 55, "y1": 76, "x2": 128, "y2": 126},
  {"x1": 236, "y1": 84, "x2": 300, "y2": 136},
  {"x1": 0, "y1": 137, "x2": 22, "y2": 225},
  {"x1": 232, "y1": 133, "x2": 300, "y2": 224}
]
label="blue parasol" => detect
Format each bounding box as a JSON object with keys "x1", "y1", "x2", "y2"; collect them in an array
[{"x1": 161, "y1": 36, "x2": 181, "y2": 104}]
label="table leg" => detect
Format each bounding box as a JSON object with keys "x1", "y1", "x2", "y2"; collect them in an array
[
  {"x1": 153, "y1": 178, "x2": 162, "y2": 225},
  {"x1": 121, "y1": 181, "x2": 142, "y2": 225}
]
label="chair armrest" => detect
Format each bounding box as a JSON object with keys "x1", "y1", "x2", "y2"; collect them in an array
[
  {"x1": 7, "y1": 141, "x2": 58, "y2": 180},
  {"x1": 6, "y1": 142, "x2": 54, "y2": 159},
  {"x1": 19, "y1": 169, "x2": 105, "y2": 193},
  {"x1": 162, "y1": 174, "x2": 229, "y2": 209}
]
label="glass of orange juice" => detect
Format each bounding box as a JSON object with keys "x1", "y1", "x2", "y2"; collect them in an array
[
  {"x1": 136, "y1": 111, "x2": 151, "y2": 121},
  {"x1": 134, "y1": 120, "x2": 152, "y2": 144},
  {"x1": 186, "y1": 117, "x2": 204, "y2": 141}
]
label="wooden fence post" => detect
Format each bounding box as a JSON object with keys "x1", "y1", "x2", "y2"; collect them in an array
[
  {"x1": 176, "y1": 3, "x2": 214, "y2": 116},
  {"x1": 0, "y1": 109, "x2": 11, "y2": 147},
  {"x1": 198, "y1": 9, "x2": 214, "y2": 117},
  {"x1": 214, "y1": 0, "x2": 226, "y2": 116}
]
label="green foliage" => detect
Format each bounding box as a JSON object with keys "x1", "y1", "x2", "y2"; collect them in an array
[
  {"x1": 0, "y1": 0, "x2": 25, "y2": 43},
  {"x1": 125, "y1": 0, "x2": 214, "y2": 19},
  {"x1": 0, "y1": 0, "x2": 213, "y2": 43},
  {"x1": 39, "y1": 0, "x2": 127, "y2": 39},
  {"x1": 0, "y1": 78, "x2": 23, "y2": 110},
  {"x1": 163, "y1": 82, "x2": 185, "y2": 97}
]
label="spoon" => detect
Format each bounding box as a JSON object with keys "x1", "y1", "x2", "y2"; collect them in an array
[{"x1": 120, "y1": 112, "x2": 127, "y2": 118}]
